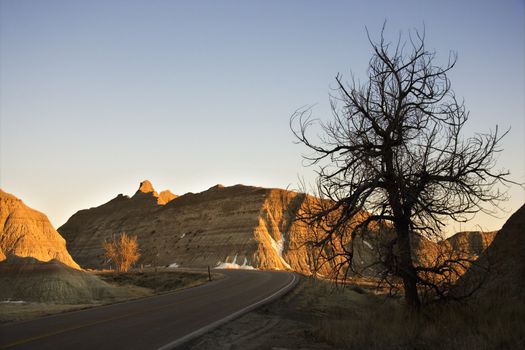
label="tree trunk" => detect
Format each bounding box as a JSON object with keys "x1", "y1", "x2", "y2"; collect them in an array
[{"x1": 396, "y1": 219, "x2": 421, "y2": 310}]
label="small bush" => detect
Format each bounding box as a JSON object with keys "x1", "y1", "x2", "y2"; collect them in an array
[{"x1": 102, "y1": 233, "x2": 141, "y2": 272}]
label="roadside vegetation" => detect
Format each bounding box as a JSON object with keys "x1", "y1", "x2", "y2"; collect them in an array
[
  {"x1": 189, "y1": 276, "x2": 524, "y2": 350},
  {"x1": 309, "y1": 279, "x2": 524, "y2": 350},
  {"x1": 97, "y1": 268, "x2": 219, "y2": 294},
  {"x1": 102, "y1": 232, "x2": 141, "y2": 272}
]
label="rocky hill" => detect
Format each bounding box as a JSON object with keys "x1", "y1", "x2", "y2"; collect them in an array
[
  {"x1": 59, "y1": 181, "x2": 323, "y2": 273},
  {"x1": 58, "y1": 180, "x2": 500, "y2": 278},
  {"x1": 441, "y1": 230, "x2": 497, "y2": 258},
  {"x1": 454, "y1": 204, "x2": 525, "y2": 300},
  {"x1": 347, "y1": 224, "x2": 497, "y2": 275},
  {"x1": 0, "y1": 189, "x2": 80, "y2": 269}
]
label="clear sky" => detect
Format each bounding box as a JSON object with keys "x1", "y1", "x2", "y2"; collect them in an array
[{"x1": 1, "y1": 0, "x2": 524, "y2": 234}]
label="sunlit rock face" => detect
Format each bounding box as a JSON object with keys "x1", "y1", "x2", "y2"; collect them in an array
[
  {"x1": 158, "y1": 190, "x2": 177, "y2": 205},
  {"x1": 137, "y1": 180, "x2": 156, "y2": 195},
  {"x1": 133, "y1": 180, "x2": 177, "y2": 205},
  {"x1": 0, "y1": 189, "x2": 80, "y2": 269},
  {"x1": 59, "y1": 181, "x2": 332, "y2": 273}
]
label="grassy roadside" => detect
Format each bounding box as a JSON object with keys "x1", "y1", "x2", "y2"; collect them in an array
[
  {"x1": 96, "y1": 268, "x2": 222, "y2": 294},
  {"x1": 313, "y1": 288, "x2": 524, "y2": 349},
  {"x1": 305, "y1": 275, "x2": 524, "y2": 349},
  {"x1": 188, "y1": 276, "x2": 525, "y2": 350}
]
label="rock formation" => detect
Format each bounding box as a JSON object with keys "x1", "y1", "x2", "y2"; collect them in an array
[
  {"x1": 158, "y1": 190, "x2": 177, "y2": 205},
  {"x1": 134, "y1": 180, "x2": 177, "y2": 205},
  {"x1": 58, "y1": 180, "x2": 501, "y2": 278},
  {"x1": 344, "y1": 223, "x2": 495, "y2": 274},
  {"x1": 59, "y1": 181, "x2": 320, "y2": 272},
  {"x1": 0, "y1": 189, "x2": 80, "y2": 269},
  {"x1": 454, "y1": 204, "x2": 525, "y2": 300},
  {"x1": 440, "y1": 230, "x2": 497, "y2": 258}
]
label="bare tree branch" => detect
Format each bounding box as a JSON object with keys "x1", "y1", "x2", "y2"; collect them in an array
[{"x1": 291, "y1": 24, "x2": 518, "y2": 310}]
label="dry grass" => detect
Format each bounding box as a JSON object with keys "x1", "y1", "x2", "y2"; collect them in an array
[
  {"x1": 309, "y1": 280, "x2": 525, "y2": 350},
  {"x1": 181, "y1": 274, "x2": 524, "y2": 350},
  {"x1": 96, "y1": 268, "x2": 219, "y2": 293}
]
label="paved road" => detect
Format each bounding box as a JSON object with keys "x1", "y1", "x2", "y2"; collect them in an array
[{"x1": 0, "y1": 269, "x2": 296, "y2": 350}]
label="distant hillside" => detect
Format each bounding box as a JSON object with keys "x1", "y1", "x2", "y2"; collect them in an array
[
  {"x1": 0, "y1": 189, "x2": 80, "y2": 269},
  {"x1": 441, "y1": 230, "x2": 497, "y2": 259},
  {"x1": 347, "y1": 227, "x2": 498, "y2": 282}
]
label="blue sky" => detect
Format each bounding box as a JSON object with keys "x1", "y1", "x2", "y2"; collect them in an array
[{"x1": 1, "y1": 0, "x2": 524, "y2": 233}]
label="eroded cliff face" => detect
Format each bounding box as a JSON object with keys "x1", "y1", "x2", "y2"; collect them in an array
[
  {"x1": 58, "y1": 180, "x2": 500, "y2": 277},
  {"x1": 0, "y1": 189, "x2": 80, "y2": 269},
  {"x1": 60, "y1": 182, "x2": 297, "y2": 271},
  {"x1": 60, "y1": 181, "x2": 354, "y2": 274}
]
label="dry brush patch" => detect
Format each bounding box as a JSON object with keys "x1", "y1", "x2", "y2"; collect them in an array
[
  {"x1": 102, "y1": 232, "x2": 141, "y2": 272},
  {"x1": 96, "y1": 268, "x2": 218, "y2": 293},
  {"x1": 186, "y1": 275, "x2": 523, "y2": 350},
  {"x1": 312, "y1": 286, "x2": 524, "y2": 350}
]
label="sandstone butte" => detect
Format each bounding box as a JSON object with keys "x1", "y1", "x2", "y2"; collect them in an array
[
  {"x1": 0, "y1": 189, "x2": 80, "y2": 269},
  {"x1": 59, "y1": 180, "x2": 326, "y2": 273},
  {"x1": 58, "y1": 180, "x2": 498, "y2": 277}
]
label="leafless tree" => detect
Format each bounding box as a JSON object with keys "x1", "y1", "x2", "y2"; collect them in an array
[
  {"x1": 291, "y1": 25, "x2": 514, "y2": 309},
  {"x1": 103, "y1": 232, "x2": 141, "y2": 272}
]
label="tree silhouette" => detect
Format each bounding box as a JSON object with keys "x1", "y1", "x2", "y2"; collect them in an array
[{"x1": 291, "y1": 25, "x2": 514, "y2": 309}]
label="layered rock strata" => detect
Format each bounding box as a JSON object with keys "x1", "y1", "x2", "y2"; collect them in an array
[
  {"x1": 60, "y1": 181, "x2": 322, "y2": 272},
  {"x1": 59, "y1": 180, "x2": 500, "y2": 278}
]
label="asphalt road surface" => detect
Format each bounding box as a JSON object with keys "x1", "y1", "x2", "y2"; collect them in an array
[{"x1": 0, "y1": 269, "x2": 296, "y2": 350}]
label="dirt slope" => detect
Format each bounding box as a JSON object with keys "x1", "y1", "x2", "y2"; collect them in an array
[
  {"x1": 0, "y1": 189, "x2": 80, "y2": 269},
  {"x1": 0, "y1": 255, "x2": 138, "y2": 303}
]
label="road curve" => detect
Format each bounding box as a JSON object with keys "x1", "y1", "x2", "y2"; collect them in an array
[{"x1": 0, "y1": 269, "x2": 296, "y2": 350}]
